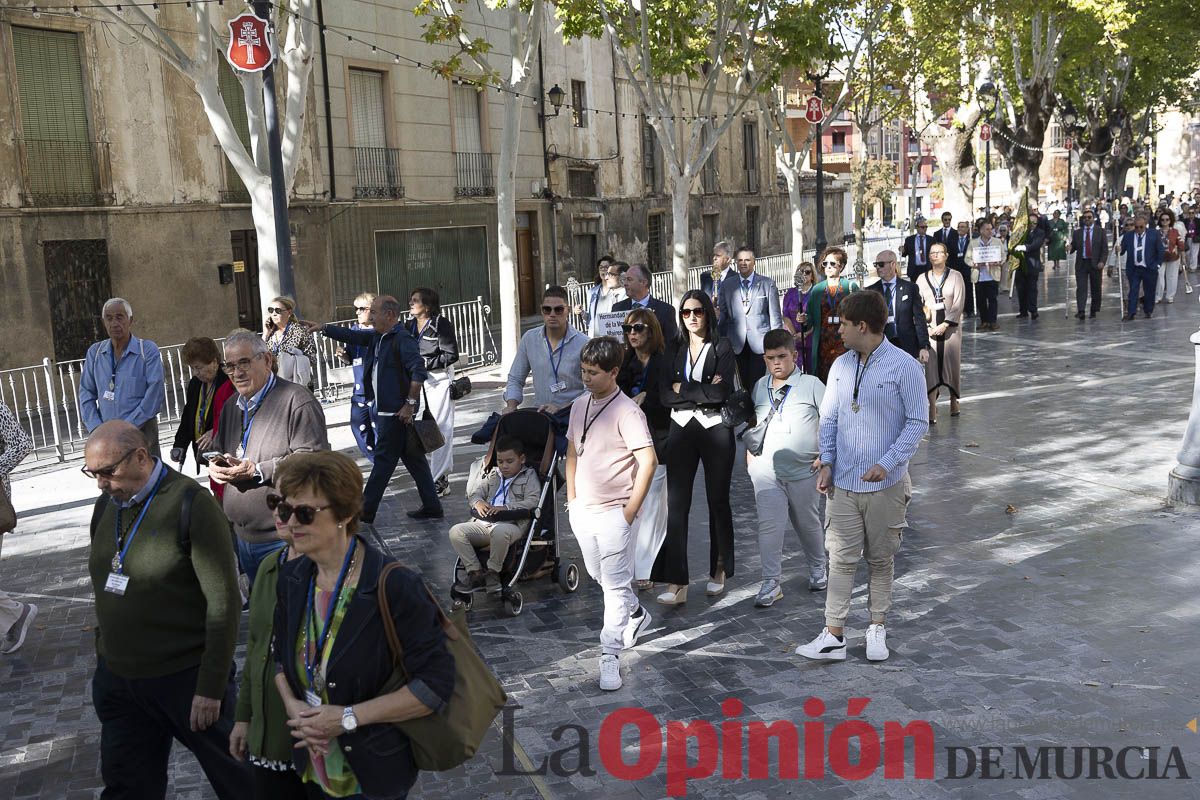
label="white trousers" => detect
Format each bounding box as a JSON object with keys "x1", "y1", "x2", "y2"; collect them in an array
[
  {"x1": 422, "y1": 368, "x2": 455, "y2": 480},
  {"x1": 569, "y1": 504, "x2": 638, "y2": 656},
  {"x1": 1185, "y1": 242, "x2": 1199, "y2": 272},
  {"x1": 630, "y1": 465, "x2": 668, "y2": 580},
  {"x1": 1156, "y1": 260, "x2": 1181, "y2": 302},
  {"x1": 0, "y1": 534, "x2": 24, "y2": 634}
]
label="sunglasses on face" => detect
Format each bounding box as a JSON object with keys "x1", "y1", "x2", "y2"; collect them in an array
[
  {"x1": 266, "y1": 494, "x2": 330, "y2": 525},
  {"x1": 81, "y1": 447, "x2": 138, "y2": 479},
  {"x1": 622, "y1": 323, "x2": 649, "y2": 334},
  {"x1": 873, "y1": 260, "x2": 895, "y2": 268},
  {"x1": 354, "y1": 305, "x2": 371, "y2": 312},
  {"x1": 823, "y1": 260, "x2": 841, "y2": 267},
  {"x1": 680, "y1": 306, "x2": 705, "y2": 318},
  {"x1": 267, "y1": 307, "x2": 288, "y2": 315},
  {"x1": 541, "y1": 305, "x2": 567, "y2": 315}
]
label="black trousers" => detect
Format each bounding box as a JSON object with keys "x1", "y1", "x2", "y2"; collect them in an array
[
  {"x1": 1016, "y1": 268, "x2": 1041, "y2": 315},
  {"x1": 362, "y1": 413, "x2": 441, "y2": 521},
  {"x1": 955, "y1": 267, "x2": 975, "y2": 315},
  {"x1": 651, "y1": 418, "x2": 735, "y2": 584},
  {"x1": 92, "y1": 658, "x2": 251, "y2": 800},
  {"x1": 1075, "y1": 259, "x2": 1103, "y2": 314},
  {"x1": 253, "y1": 764, "x2": 308, "y2": 800},
  {"x1": 975, "y1": 281, "x2": 999, "y2": 325},
  {"x1": 734, "y1": 346, "x2": 766, "y2": 391}
]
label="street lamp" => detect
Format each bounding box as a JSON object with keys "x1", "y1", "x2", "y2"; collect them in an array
[
  {"x1": 977, "y1": 81, "x2": 997, "y2": 216},
  {"x1": 539, "y1": 83, "x2": 565, "y2": 125},
  {"x1": 807, "y1": 63, "x2": 833, "y2": 253},
  {"x1": 1143, "y1": 132, "x2": 1154, "y2": 200},
  {"x1": 1059, "y1": 99, "x2": 1079, "y2": 215}
]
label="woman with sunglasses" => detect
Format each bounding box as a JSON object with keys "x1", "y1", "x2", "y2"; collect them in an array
[
  {"x1": 651, "y1": 291, "x2": 736, "y2": 604},
  {"x1": 802, "y1": 247, "x2": 860, "y2": 383},
  {"x1": 170, "y1": 337, "x2": 236, "y2": 498},
  {"x1": 271, "y1": 451, "x2": 455, "y2": 800},
  {"x1": 406, "y1": 288, "x2": 460, "y2": 497},
  {"x1": 781, "y1": 262, "x2": 816, "y2": 373},
  {"x1": 263, "y1": 296, "x2": 318, "y2": 390},
  {"x1": 338, "y1": 293, "x2": 377, "y2": 463},
  {"x1": 616, "y1": 308, "x2": 669, "y2": 591},
  {"x1": 1156, "y1": 209, "x2": 1186, "y2": 304}
]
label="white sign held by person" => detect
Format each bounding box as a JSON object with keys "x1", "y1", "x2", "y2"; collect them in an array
[
  {"x1": 597, "y1": 312, "x2": 627, "y2": 339},
  {"x1": 974, "y1": 244, "x2": 1004, "y2": 264}
]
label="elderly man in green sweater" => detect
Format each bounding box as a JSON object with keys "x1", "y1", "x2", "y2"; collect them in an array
[{"x1": 84, "y1": 420, "x2": 250, "y2": 799}]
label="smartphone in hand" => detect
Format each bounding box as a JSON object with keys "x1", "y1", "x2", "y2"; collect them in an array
[{"x1": 203, "y1": 452, "x2": 234, "y2": 468}]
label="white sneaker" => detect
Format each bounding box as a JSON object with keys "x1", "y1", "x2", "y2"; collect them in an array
[
  {"x1": 623, "y1": 606, "x2": 652, "y2": 648},
  {"x1": 809, "y1": 568, "x2": 828, "y2": 592},
  {"x1": 795, "y1": 627, "x2": 847, "y2": 661},
  {"x1": 866, "y1": 623, "x2": 890, "y2": 661},
  {"x1": 599, "y1": 654, "x2": 622, "y2": 690},
  {"x1": 0, "y1": 602, "x2": 37, "y2": 655},
  {"x1": 754, "y1": 579, "x2": 783, "y2": 607}
]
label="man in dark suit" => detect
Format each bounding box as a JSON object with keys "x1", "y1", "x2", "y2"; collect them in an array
[
  {"x1": 902, "y1": 219, "x2": 932, "y2": 280},
  {"x1": 1015, "y1": 209, "x2": 1049, "y2": 319},
  {"x1": 612, "y1": 263, "x2": 679, "y2": 341},
  {"x1": 1068, "y1": 209, "x2": 1110, "y2": 319},
  {"x1": 948, "y1": 220, "x2": 974, "y2": 317},
  {"x1": 1119, "y1": 213, "x2": 1166, "y2": 320},
  {"x1": 868, "y1": 250, "x2": 930, "y2": 363},
  {"x1": 717, "y1": 246, "x2": 782, "y2": 388},
  {"x1": 932, "y1": 211, "x2": 959, "y2": 256},
  {"x1": 699, "y1": 240, "x2": 737, "y2": 316}
]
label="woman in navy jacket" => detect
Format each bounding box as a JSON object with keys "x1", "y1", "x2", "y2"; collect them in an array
[{"x1": 270, "y1": 451, "x2": 454, "y2": 799}]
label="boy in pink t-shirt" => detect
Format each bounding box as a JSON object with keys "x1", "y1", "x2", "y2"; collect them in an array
[{"x1": 566, "y1": 337, "x2": 658, "y2": 691}]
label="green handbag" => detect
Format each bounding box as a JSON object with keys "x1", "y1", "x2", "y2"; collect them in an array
[{"x1": 377, "y1": 562, "x2": 507, "y2": 771}]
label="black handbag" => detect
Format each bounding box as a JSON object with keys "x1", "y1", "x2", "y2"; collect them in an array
[
  {"x1": 410, "y1": 388, "x2": 446, "y2": 454},
  {"x1": 721, "y1": 365, "x2": 754, "y2": 429},
  {"x1": 449, "y1": 376, "x2": 472, "y2": 400},
  {"x1": 741, "y1": 386, "x2": 790, "y2": 456}
]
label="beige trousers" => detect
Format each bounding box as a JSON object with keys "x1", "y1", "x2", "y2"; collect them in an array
[{"x1": 448, "y1": 519, "x2": 525, "y2": 573}]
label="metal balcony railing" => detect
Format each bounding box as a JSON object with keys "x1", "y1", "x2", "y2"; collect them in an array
[
  {"x1": 17, "y1": 139, "x2": 113, "y2": 207},
  {"x1": 352, "y1": 146, "x2": 404, "y2": 199},
  {"x1": 455, "y1": 151, "x2": 495, "y2": 197}
]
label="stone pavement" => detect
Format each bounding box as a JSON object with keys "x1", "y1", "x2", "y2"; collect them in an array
[{"x1": 4, "y1": 268, "x2": 1200, "y2": 799}]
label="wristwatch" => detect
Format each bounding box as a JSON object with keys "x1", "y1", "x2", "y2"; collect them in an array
[
  {"x1": 406, "y1": 397, "x2": 418, "y2": 407},
  {"x1": 341, "y1": 706, "x2": 359, "y2": 732}
]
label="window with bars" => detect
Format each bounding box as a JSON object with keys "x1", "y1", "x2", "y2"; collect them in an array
[
  {"x1": 642, "y1": 119, "x2": 661, "y2": 193},
  {"x1": 350, "y1": 68, "x2": 402, "y2": 198},
  {"x1": 568, "y1": 168, "x2": 597, "y2": 198},
  {"x1": 743, "y1": 121, "x2": 759, "y2": 193},
  {"x1": 571, "y1": 80, "x2": 587, "y2": 128},
  {"x1": 647, "y1": 213, "x2": 664, "y2": 271}
]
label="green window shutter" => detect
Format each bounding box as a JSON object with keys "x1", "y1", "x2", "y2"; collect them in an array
[
  {"x1": 12, "y1": 26, "x2": 89, "y2": 142},
  {"x1": 218, "y1": 60, "x2": 252, "y2": 200}
]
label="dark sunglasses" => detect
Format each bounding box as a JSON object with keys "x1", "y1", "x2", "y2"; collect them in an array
[
  {"x1": 873, "y1": 260, "x2": 895, "y2": 268},
  {"x1": 680, "y1": 307, "x2": 705, "y2": 318},
  {"x1": 541, "y1": 305, "x2": 567, "y2": 315},
  {"x1": 622, "y1": 323, "x2": 649, "y2": 334},
  {"x1": 822, "y1": 260, "x2": 841, "y2": 267},
  {"x1": 267, "y1": 307, "x2": 288, "y2": 314},
  {"x1": 266, "y1": 494, "x2": 330, "y2": 525},
  {"x1": 81, "y1": 447, "x2": 138, "y2": 479},
  {"x1": 354, "y1": 305, "x2": 371, "y2": 312}
]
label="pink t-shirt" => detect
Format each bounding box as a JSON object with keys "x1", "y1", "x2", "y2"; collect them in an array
[{"x1": 567, "y1": 389, "x2": 654, "y2": 510}]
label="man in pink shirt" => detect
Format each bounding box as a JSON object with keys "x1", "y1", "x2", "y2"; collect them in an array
[{"x1": 566, "y1": 338, "x2": 658, "y2": 691}]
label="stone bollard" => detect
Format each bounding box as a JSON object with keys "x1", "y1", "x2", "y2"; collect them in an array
[{"x1": 1168, "y1": 330, "x2": 1200, "y2": 506}]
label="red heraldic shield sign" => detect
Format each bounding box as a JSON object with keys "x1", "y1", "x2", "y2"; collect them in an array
[{"x1": 227, "y1": 13, "x2": 273, "y2": 73}]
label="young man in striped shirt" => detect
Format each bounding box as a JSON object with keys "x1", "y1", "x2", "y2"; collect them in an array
[{"x1": 796, "y1": 291, "x2": 929, "y2": 663}]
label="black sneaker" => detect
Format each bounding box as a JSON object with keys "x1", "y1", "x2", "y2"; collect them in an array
[
  {"x1": 454, "y1": 570, "x2": 486, "y2": 593},
  {"x1": 407, "y1": 507, "x2": 444, "y2": 520},
  {"x1": 1016, "y1": 312, "x2": 1029, "y2": 318},
  {"x1": 485, "y1": 570, "x2": 503, "y2": 595}
]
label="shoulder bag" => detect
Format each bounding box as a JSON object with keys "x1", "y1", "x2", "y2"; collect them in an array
[
  {"x1": 410, "y1": 387, "x2": 446, "y2": 454},
  {"x1": 721, "y1": 355, "x2": 755, "y2": 429},
  {"x1": 377, "y1": 563, "x2": 507, "y2": 771},
  {"x1": 741, "y1": 385, "x2": 790, "y2": 457}
]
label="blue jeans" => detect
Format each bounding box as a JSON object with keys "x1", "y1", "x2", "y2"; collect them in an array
[
  {"x1": 362, "y1": 414, "x2": 441, "y2": 522},
  {"x1": 236, "y1": 537, "x2": 287, "y2": 588}
]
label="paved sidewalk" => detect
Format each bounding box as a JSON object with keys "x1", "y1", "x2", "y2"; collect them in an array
[{"x1": 3, "y1": 269, "x2": 1200, "y2": 799}]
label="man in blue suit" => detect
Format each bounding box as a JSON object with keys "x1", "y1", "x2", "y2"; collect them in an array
[
  {"x1": 1120, "y1": 214, "x2": 1167, "y2": 320},
  {"x1": 718, "y1": 246, "x2": 782, "y2": 388}
]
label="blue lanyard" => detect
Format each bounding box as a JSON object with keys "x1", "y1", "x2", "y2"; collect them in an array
[
  {"x1": 269, "y1": 322, "x2": 293, "y2": 354},
  {"x1": 108, "y1": 346, "x2": 120, "y2": 390},
  {"x1": 492, "y1": 475, "x2": 515, "y2": 506},
  {"x1": 112, "y1": 468, "x2": 167, "y2": 574},
  {"x1": 631, "y1": 359, "x2": 652, "y2": 396},
  {"x1": 883, "y1": 282, "x2": 895, "y2": 313},
  {"x1": 303, "y1": 538, "x2": 357, "y2": 691},
  {"x1": 240, "y1": 375, "x2": 276, "y2": 454},
  {"x1": 769, "y1": 384, "x2": 792, "y2": 414},
  {"x1": 545, "y1": 332, "x2": 568, "y2": 382}
]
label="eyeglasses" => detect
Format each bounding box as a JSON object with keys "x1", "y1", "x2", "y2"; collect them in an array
[
  {"x1": 267, "y1": 307, "x2": 288, "y2": 315},
  {"x1": 81, "y1": 448, "x2": 138, "y2": 479},
  {"x1": 622, "y1": 323, "x2": 649, "y2": 334},
  {"x1": 221, "y1": 353, "x2": 264, "y2": 374},
  {"x1": 873, "y1": 261, "x2": 894, "y2": 268},
  {"x1": 541, "y1": 305, "x2": 567, "y2": 315},
  {"x1": 680, "y1": 307, "x2": 705, "y2": 318},
  {"x1": 822, "y1": 260, "x2": 841, "y2": 267},
  {"x1": 266, "y1": 494, "x2": 330, "y2": 525}
]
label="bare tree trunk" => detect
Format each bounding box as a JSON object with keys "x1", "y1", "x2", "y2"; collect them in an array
[
  {"x1": 1078, "y1": 154, "x2": 1102, "y2": 201},
  {"x1": 669, "y1": 169, "x2": 691, "y2": 300},
  {"x1": 779, "y1": 151, "x2": 806, "y2": 266},
  {"x1": 496, "y1": 90, "x2": 522, "y2": 369},
  {"x1": 929, "y1": 128, "x2": 978, "y2": 221}
]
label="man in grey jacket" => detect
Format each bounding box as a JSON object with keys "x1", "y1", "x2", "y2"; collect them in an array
[
  {"x1": 718, "y1": 246, "x2": 783, "y2": 389},
  {"x1": 208, "y1": 330, "x2": 329, "y2": 586}
]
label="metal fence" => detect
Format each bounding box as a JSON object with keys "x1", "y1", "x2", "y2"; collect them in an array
[{"x1": 1, "y1": 296, "x2": 498, "y2": 464}]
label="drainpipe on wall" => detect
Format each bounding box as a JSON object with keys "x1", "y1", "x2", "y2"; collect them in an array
[
  {"x1": 538, "y1": 43, "x2": 558, "y2": 283},
  {"x1": 316, "y1": 0, "x2": 336, "y2": 200}
]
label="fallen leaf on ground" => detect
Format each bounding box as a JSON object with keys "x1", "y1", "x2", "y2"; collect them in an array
[
  {"x1": 1006, "y1": 504, "x2": 1018, "y2": 514},
  {"x1": 965, "y1": 442, "x2": 980, "y2": 448}
]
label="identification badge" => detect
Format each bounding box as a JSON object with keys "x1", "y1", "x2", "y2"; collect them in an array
[
  {"x1": 235, "y1": 444, "x2": 246, "y2": 459},
  {"x1": 550, "y1": 381, "x2": 566, "y2": 393},
  {"x1": 102, "y1": 390, "x2": 116, "y2": 402},
  {"x1": 305, "y1": 689, "x2": 322, "y2": 707},
  {"x1": 774, "y1": 421, "x2": 790, "y2": 434},
  {"x1": 887, "y1": 315, "x2": 896, "y2": 324},
  {"x1": 352, "y1": 357, "x2": 363, "y2": 367},
  {"x1": 104, "y1": 572, "x2": 130, "y2": 595},
  {"x1": 933, "y1": 302, "x2": 946, "y2": 311}
]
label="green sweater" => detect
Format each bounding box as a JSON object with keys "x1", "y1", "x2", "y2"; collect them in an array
[
  {"x1": 235, "y1": 548, "x2": 294, "y2": 763},
  {"x1": 88, "y1": 468, "x2": 241, "y2": 699}
]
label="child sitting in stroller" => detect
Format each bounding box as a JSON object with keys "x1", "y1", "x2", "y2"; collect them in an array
[{"x1": 449, "y1": 436, "x2": 542, "y2": 595}]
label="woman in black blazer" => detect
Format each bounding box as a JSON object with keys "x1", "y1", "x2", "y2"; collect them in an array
[
  {"x1": 650, "y1": 290, "x2": 736, "y2": 605},
  {"x1": 406, "y1": 288, "x2": 460, "y2": 496},
  {"x1": 170, "y1": 338, "x2": 235, "y2": 484}
]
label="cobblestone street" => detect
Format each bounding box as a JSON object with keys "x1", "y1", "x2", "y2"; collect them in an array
[{"x1": 3, "y1": 270, "x2": 1200, "y2": 799}]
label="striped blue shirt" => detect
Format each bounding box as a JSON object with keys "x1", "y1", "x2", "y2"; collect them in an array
[{"x1": 818, "y1": 338, "x2": 928, "y2": 492}]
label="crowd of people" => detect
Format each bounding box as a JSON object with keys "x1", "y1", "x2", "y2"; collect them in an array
[{"x1": 0, "y1": 190, "x2": 1196, "y2": 797}]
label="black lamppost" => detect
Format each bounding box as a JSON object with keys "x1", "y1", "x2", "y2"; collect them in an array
[
  {"x1": 1059, "y1": 100, "x2": 1080, "y2": 215},
  {"x1": 978, "y1": 81, "x2": 997, "y2": 216},
  {"x1": 809, "y1": 69, "x2": 831, "y2": 253}
]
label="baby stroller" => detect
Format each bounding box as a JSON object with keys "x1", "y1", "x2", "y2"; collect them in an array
[{"x1": 451, "y1": 409, "x2": 580, "y2": 616}]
